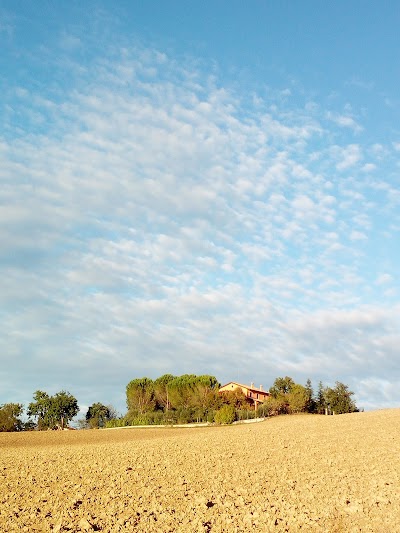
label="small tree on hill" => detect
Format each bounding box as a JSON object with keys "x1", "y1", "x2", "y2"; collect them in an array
[
  {"x1": 315, "y1": 381, "x2": 326, "y2": 414},
  {"x1": 86, "y1": 403, "x2": 113, "y2": 428},
  {"x1": 27, "y1": 390, "x2": 79, "y2": 430},
  {"x1": 287, "y1": 384, "x2": 309, "y2": 413},
  {"x1": 267, "y1": 376, "x2": 296, "y2": 414},
  {"x1": 324, "y1": 382, "x2": 358, "y2": 414},
  {"x1": 305, "y1": 378, "x2": 316, "y2": 413},
  {"x1": 269, "y1": 376, "x2": 295, "y2": 397},
  {"x1": 0, "y1": 403, "x2": 24, "y2": 432},
  {"x1": 52, "y1": 391, "x2": 79, "y2": 429},
  {"x1": 27, "y1": 391, "x2": 52, "y2": 430}
]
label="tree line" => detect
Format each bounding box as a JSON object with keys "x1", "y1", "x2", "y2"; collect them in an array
[
  {"x1": 120, "y1": 374, "x2": 358, "y2": 426},
  {"x1": 258, "y1": 376, "x2": 358, "y2": 417},
  {"x1": 0, "y1": 374, "x2": 358, "y2": 431},
  {"x1": 0, "y1": 391, "x2": 116, "y2": 432}
]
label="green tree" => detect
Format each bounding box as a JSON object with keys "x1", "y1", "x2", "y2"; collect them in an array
[
  {"x1": 266, "y1": 376, "x2": 296, "y2": 415},
  {"x1": 27, "y1": 390, "x2": 79, "y2": 430},
  {"x1": 287, "y1": 384, "x2": 309, "y2": 413},
  {"x1": 220, "y1": 387, "x2": 251, "y2": 409},
  {"x1": 126, "y1": 377, "x2": 155, "y2": 415},
  {"x1": 86, "y1": 402, "x2": 113, "y2": 428},
  {"x1": 191, "y1": 375, "x2": 220, "y2": 411},
  {"x1": 27, "y1": 390, "x2": 52, "y2": 430},
  {"x1": 316, "y1": 381, "x2": 326, "y2": 414},
  {"x1": 324, "y1": 382, "x2": 358, "y2": 414},
  {"x1": 154, "y1": 374, "x2": 176, "y2": 410},
  {"x1": 269, "y1": 376, "x2": 295, "y2": 397},
  {"x1": 258, "y1": 396, "x2": 287, "y2": 417},
  {"x1": 52, "y1": 391, "x2": 79, "y2": 429},
  {"x1": 305, "y1": 378, "x2": 316, "y2": 413},
  {"x1": 126, "y1": 374, "x2": 221, "y2": 424},
  {"x1": 0, "y1": 403, "x2": 24, "y2": 432},
  {"x1": 167, "y1": 374, "x2": 198, "y2": 409},
  {"x1": 262, "y1": 377, "x2": 310, "y2": 416}
]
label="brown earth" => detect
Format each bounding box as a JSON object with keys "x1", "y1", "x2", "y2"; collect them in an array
[{"x1": 1, "y1": 409, "x2": 400, "y2": 532}]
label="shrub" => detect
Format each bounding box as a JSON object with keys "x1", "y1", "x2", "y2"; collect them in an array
[
  {"x1": 206, "y1": 410, "x2": 216, "y2": 423},
  {"x1": 258, "y1": 396, "x2": 287, "y2": 417},
  {"x1": 131, "y1": 415, "x2": 152, "y2": 426},
  {"x1": 236, "y1": 409, "x2": 256, "y2": 421},
  {"x1": 162, "y1": 409, "x2": 177, "y2": 425},
  {"x1": 175, "y1": 408, "x2": 194, "y2": 424},
  {"x1": 214, "y1": 404, "x2": 236, "y2": 425},
  {"x1": 104, "y1": 417, "x2": 129, "y2": 428}
]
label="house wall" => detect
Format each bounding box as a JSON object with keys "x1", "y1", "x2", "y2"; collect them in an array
[
  {"x1": 219, "y1": 382, "x2": 250, "y2": 397},
  {"x1": 219, "y1": 382, "x2": 270, "y2": 405}
]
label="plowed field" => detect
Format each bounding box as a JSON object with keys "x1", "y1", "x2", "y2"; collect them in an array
[{"x1": 1, "y1": 409, "x2": 399, "y2": 532}]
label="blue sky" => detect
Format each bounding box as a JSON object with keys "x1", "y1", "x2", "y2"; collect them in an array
[{"x1": 1, "y1": 1, "x2": 399, "y2": 416}]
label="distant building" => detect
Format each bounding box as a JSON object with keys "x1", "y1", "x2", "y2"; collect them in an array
[{"x1": 219, "y1": 381, "x2": 270, "y2": 410}]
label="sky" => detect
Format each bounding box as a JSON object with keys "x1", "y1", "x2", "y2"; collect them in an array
[{"x1": 1, "y1": 1, "x2": 399, "y2": 417}]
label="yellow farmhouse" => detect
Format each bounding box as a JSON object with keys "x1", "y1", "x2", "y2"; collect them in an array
[{"x1": 219, "y1": 381, "x2": 270, "y2": 410}]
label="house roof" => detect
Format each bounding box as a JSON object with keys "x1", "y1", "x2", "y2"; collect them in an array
[{"x1": 219, "y1": 381, "x2": 270, "y2": 395}]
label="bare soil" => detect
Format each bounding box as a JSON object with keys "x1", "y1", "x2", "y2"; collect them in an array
[{"x1": 1, "y1": 409, "x2": 400, "y2": 532}]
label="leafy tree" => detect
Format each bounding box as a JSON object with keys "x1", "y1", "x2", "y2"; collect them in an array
[
  {"x1": 191, "y1": 375, "x2": 220, "y2": 410},
  {"x1": 269, "y1": 376, "x2": 295, "y2": 397},
  {"x1": 262, "y1": 377, "x2": 311, "y2": 416},
  {"x1": 126, "y1": 377, "x2": 155, "y2": 415},
  {"x1": 324, "y1": 382, "x2": 358, "y2": 414},
  {"x1": 86, "y1": 402, "x2": 113, "y2": 428},
  {"x1": 266, "y1": 376, "x2": 296, "y2": 415},
  {"x1": 167, "y1": 374, "x2": 198, "y2": 409},
  {"x1": 220, "y1": 388, "x2": 251, "y2": 409},
  {"x1": 154, "y1": 374, "x2": 176, "y2": 410},
  {"x1": 107, "y1": 405, "x2": 119, "y2": 420},
  {"x1": 52, "y1": 391, "x2": 79, "y2": 429},
  {"x1": 27, "y1": 390, "x2": 79, "y2": 430},
  {"x1": 0, "y1": 403, "x2": 24, "y2": 432},
  {"x1": 125, "y1": 374, "x2": 221, "y2": 424},
  {"x1": 316, "y1": 381, "x2": 326, "y2": 414},
  {"x1": 305, "y1": 378, "x2": 316, "y2": 413},
  {"x1": 27, "y1": 391, "x2": 52, "y2": 430},
  {"x1": 287, "y1": 384, "x2": 309, "y2": 413},
  {"x1": 258, "y1": 396, "x2": 287, "y2": 417}
]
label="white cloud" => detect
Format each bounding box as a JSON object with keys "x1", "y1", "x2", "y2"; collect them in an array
[
  {"x1": 335, "y1": 144, "x2": 362, "y2": 170},
  {"x1": 349, "y1": 230, "x2": 368, "y2": 241},
  {"x1": 375, "y1": 274, "x2": 393, "y2": 286},
  {"x1": 326, "y1": 111, "x2": 363, "y2": 133},
  {"x1": 361, "y1": 163, "x2": 376, "y2": 173},
  {"x1": 0, "y1": 36, "x2": 399, "y2": 414},
  {"x1": 345, "y1": 77, "x2": 375, "y2": 91},
  {"x1": 292, "y1": 194, "x2": 315, "y2": 211},
  {"x1": 59, "y1": 31, "x2": 82, "y2": 50}
]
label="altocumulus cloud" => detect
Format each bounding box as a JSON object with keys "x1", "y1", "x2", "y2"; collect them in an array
[{"x1": 1, "y1": 39, "x2": 399, "y2": 415}]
